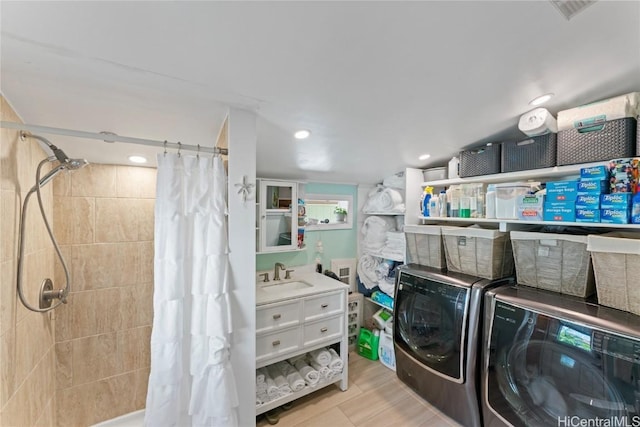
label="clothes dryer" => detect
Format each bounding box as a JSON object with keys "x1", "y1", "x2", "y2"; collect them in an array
[
  {"x1": 483, "y1": 285, "x2": 640, "y2": 427},
  {"x1": 394, "y1": 265, "x2": 512, "y2": 427}
]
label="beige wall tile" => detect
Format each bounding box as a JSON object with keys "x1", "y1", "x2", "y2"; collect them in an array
[
  {"x1": 0, "y1": 328, "x2": 17, "y2": 409},
  {"x1": 53, "y1": 291, "x2": 72, "y2": 343},
  {"x1": 71, "y1": 288, "x2": 121, "y2": 339},
  {"x1": 33, "y1": 397, "x2": 55, "y2": 427},
  {"x1": 0, "y1": 127, "x2": 21, "y2": 193},
  {"x1": 1, "y1": 260, "x2": 16, "y2": 336},
  {"x1": 53, "y1": 196, "x2": 94, "y2": 245},
  {"x1": 72, "y1": 332, "x2": 121, "y2": 386},
  {"x1": 139, "y1": 241, "x2": 154, "y2": 284},
  {"x1": 95, "y1": 198, "x2": 140, "y2": 242},
  {"x1": 71, "y1": 164, "x2": 117, "y2": 198},
  {"x1": 52, "y1": 172, "x2": 70, "y2": 197},
  {"x1": 1, "y1": 190, "x2": 19, "y2": 262},
  {"x1": 116, "y1": 166, "x2": 156, "y2": 199},
  {"x1": 55, "y1": 382, "x2": 92, "y2": 427},
  {"x1": 53, "y1": 197, "x2": 72, "y2": 246},
  {"x1": 55, "y1": 341, "x2": 73, "y2": 390},
  {"x1": 119, "y1": 326, "x2": 151, "y2": 372},
  {"x1": 71, "y1": 243, "x2": 140, "y2": 291},
  {"x1": 133, "y1": 367, "x2": 150, "y2": 410},
  {"x1": 53, "y1": 245, "x2": 72, "y2": 295},
  {"x1": 14, "y1": 311, "x2": 54, "y2": 391},
  {"x1": 18, "y1": 248, "x2": 54, "y2": 322},
  {"x1": 120, "y1": 282, "x2": 153, "y2": 330},
  {"x1": 138, "y1": 199, "x2": 155, "y2": 241}
]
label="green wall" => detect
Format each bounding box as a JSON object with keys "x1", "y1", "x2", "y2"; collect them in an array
[{"x1": 256, "y1": 182, "x2": 358, "y2": 272}]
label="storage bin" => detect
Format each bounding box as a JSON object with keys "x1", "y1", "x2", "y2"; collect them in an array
[
  {"x1": 441, "y1": 226, "x2": 514, "y2": 280},
  {"x1": 494, "y1": 182, "x2": 539, "y2": 219},
  {"x1": 557, "y1": 117, "x2": 637, "y2": 166},
  {"x1": 422, "y1": 167, "x2": 447, "y2": 182},
  {"x1": 501, "y1": 133, "x2": 557, "y2": 172},
  {"x1": 459, "y1": 143, "x2": 501, "y2": 177},
  {"x1": 404, "y1": 225, "x2": 445, "y2": 269},
  {"x1": 587, "y1": 232, "x2": 640, "y2": 315},
  {"x1": 510, "y1": 231, "x2": 595, "y2": 297}
]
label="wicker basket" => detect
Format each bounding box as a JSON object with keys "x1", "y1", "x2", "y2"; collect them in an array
[
  {"x1": 404, "y1": 225, "x2": 445, "y2": 269},
  {"x1": 587, "y1": 232, "x2": 640, "y2": 315},
  {"x1": 441, "y1": 226, "x2": 513, "y2": 280},
  {"x1": 502, "y1": 134, "x2": 557, "y2": 173},
  {"x1": 510, "y1": 231, "x2": 594, "y2": 297},
  {"x1": 557, "y1": 117, "x2": 636, "y2": 165},
  {"x1": 459, "y1": 143, "x2": 501, "y2": 177}
]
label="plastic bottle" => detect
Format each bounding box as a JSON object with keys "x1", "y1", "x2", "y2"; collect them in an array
[
  {"x1": 439, "y1": 190, "x2": 447, "y2": 217},
  {"x1": 449, "y1": 185, "x2": 460, "y2": 217},
  {"x1": 429, "y1": 193, "x2": 440, "y2": 217},
  {"x1": 485, "y1": 184, "x2": 496, "y2": 219},
  {"x1": 460, "y1": 196, "x2": 471, "y2": 218},
  {"x1": 421, "y1": 186, "x2": 434, "y2": 217}
]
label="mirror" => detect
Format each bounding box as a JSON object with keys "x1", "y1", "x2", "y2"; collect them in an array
[
  {"x1": 257, "y1": 180, "x2": 301, "y2": 252},
  {"x1": 303, "y1": 194, "x2": 353, "y2": 230}
]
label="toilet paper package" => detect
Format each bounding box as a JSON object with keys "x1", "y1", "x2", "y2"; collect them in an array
[
  {"x1": 518, "y1": 108, "x2": 558, "y2": 137},
  {"x1": 557, "y1": 92, "x2": 640, "y2": 131}
]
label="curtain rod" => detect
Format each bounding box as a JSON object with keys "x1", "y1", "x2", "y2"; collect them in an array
[{"x1": 0, "y1": 121, "x2": 229, "y2": 156}]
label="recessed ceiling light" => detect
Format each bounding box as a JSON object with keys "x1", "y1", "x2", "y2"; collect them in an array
[
  {"x1": 128, "y1": 155, "x2": 147, "y2": 164},
  {"x1": 419, "y1": 154, "x2": 431, "y2": 161},
  {"x1": 294, "y1": 129, "x2": 311, "y2": 139},
  {"x1": 529, "y1": 93, "x2": 554, "y2": 106}
]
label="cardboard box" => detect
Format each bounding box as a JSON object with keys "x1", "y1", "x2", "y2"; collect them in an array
[
  {"x1": 580, "y1": 165, "x2": 609, "y2": 181},
  {"x1": 600, "y1": 193, "x2": 632, "y2": 210},
  {"x1": 576, "y1": 209, "x2": 600, "y2": 223},
  {"x1": 544, "y1": 201, "x2": 576, "y2": 222},
  {"x1": 516, "y1": 194, "x2": 544, "y2": 221},
  {"x1": 600, "y1": 209, "x2": 631, "y2": 224},
  {"x1": 546, "y1": 181, "x2": 578, "y2": 202},
  {"x1": 575, "y1": 194, "x2": 600, "y2": 210},
  {"x1": 577, "y1": 180, "x2": 609, "y2": 195}
]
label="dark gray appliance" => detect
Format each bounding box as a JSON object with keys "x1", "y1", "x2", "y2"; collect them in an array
[
  {"x1": 393, "y1": 265, "x2": 512, "y2": 427},
  {"x1": 483, "y1": 285, "x2": 640, "y2": 427}
]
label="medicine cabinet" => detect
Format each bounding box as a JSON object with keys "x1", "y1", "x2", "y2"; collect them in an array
[{"x1": 256, "y1": 179, "x2": 302, "y2": 253}]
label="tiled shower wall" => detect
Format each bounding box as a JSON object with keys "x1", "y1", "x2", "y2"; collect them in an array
[
  {"x1": 1, "y1": 95, "x2": 56, "y2": 426},
  {"x1": 52, "y1": 163, "x2": 156, "y2": 426}
]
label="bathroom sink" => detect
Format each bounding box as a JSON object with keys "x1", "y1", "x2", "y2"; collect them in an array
[{"x1": 261, "y1": 281, "x2": 313, "y2": 292}]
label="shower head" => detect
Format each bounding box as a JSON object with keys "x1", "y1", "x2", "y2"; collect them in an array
[{"x1": 37, "y1": 158, "x2": 88, "y2": 187}]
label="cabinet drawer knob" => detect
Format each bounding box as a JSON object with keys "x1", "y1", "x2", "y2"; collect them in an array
[
  {"x1": 321, "y1": 303, "x2": 329, "y2": 309},
  {"x1": 272, "y1": 340, "x2": 281, "y2": 346},
  {"x1": 320, "y1": 327, "x2": 328, "y2": 333},
  {"x1": 272, "y1": 314, "x2": 281, "y2": 320}
]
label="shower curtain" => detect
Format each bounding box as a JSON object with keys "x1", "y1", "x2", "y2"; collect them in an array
[{"x1": 145, "y1": 154, "x2": 238, "y2": 427}]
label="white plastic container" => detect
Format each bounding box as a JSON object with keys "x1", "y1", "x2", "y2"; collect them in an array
[
  {"x1": 485, "y1": 185, "x2": 496, "y2": 219},
  {"x1": 378, "y1": 328, "x2": 396, "y2": 371},
  {"x1": 494, "y1": 182, "x2": 538, "y2": 219},
  {"x1": 448, "y1": 157, "x2": 460, "y2": 179}
]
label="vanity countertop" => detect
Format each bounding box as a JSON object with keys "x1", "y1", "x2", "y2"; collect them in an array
[{"x1": 256, "y1": 271, "x2": 349, "y2": 306}]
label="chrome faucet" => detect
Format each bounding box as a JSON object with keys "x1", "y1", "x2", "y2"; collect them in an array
[{"x1": 273, "y1": 262, "x2": 286, "y2": 280}]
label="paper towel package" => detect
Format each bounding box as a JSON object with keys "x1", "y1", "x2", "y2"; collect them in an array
[
  {"x1": 557, "y1": 92, "x2": 640, "y2": 131},
  {"x1": 518, "y1": 108, "x2": 558, "y2": 136}
]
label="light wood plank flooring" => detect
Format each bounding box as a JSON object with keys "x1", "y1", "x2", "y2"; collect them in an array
[{"x1": 256, "y1": 352, "x2": 463, "y2": 427}]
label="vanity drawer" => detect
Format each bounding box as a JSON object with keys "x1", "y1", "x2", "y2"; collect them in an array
[
  {"x1": 303, "y1": 291, "x2": 344, "y2": 321},
  {"x1": 256, "y1": 327, "x2": 301, "y2": 363},
  {"x1": 257, "y1": 300, "x2": 301, "y2": 334},
  {"x1": 304, "y1": 315, "x2": 344, "y2": 346}
]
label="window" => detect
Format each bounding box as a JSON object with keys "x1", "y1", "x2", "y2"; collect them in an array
[{"x1": 303, "y1": 194, "x2": 353, "y2": 230}]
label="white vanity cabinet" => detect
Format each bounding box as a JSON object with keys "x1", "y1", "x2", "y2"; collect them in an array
[
  {"x1": 257, "y1": 179, "x2": 302, "y2": 253},
  {"x1": 255, "y1": 275, "x2": 349, "y2": 416}
]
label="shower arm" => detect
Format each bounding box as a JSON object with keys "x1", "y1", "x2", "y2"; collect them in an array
[{"x1": 16, "y1": 158, "x2": 71, "y2": 312}]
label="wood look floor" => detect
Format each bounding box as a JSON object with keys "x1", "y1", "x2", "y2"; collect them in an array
[{"x1": 256, "y1": 351, "x2": 463, "y2": 427}]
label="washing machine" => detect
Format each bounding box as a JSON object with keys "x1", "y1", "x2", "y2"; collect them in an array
[
  {"x1": 393, "y1": 265, "x2": 512, "y2": 427},
  {"x1": 482, "y1": 285, "x2": 640, "y2": 427}
]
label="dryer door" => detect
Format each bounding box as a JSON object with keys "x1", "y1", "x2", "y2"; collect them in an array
[
  {"x1": 395, "y1": 272, "x2": 470, "y2": 383},
  {"x1": 486, "y1": 300, "x2": 640, "y2": 427}
]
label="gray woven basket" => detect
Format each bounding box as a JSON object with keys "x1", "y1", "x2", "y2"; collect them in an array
[
  {"x1": 405, "y1": 226, "x2": 445, "y2": 269},
  {"x1": 459, "y1": 143, "x2": 501, "y2": 177},
  {"x1": 557, "y1": 117, "x2": 636, "y2": 165},
  {"x1": 502, "y1": 134, "x2": 557, "y2": 172}
]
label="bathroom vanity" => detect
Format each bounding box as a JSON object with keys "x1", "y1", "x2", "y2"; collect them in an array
[{"x1": 256, "y1": 270, "x2": 349, "y2": 415}]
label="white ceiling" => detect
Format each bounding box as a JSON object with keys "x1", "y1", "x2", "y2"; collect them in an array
[{"x1": 1, "y1": 1, "x2": 639, "y2": 185}]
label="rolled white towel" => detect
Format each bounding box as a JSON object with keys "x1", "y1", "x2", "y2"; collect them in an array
[
  {"x1": 257, "y1": 392, "x2": 270, "y2": 404},
  {"x1": 308, "y1": 348, "x2": 332, "y2": 367},
  {"x1": 265, "y1": 365, "x2": 284, "y2": 397},
  {"x1": 328, "y1": 348, "x2": 343, "y2": 373},
  {"x1": 294, "y1": 359, "x2": 320, "y2": 386},
  {"x1": 276, "y1": 361, "x2": 305, "y2": 392},
  {"x1": 256, "y1": 396, "x2": 263, "y2": 406},
  {"x1": 357, "y1": 254, "x2": 381, "y2": 289},
  {"x1": 257, "y1": 382, "x2": 267, "y2": 393},
  {"x1": 256, "y1": 368, "x2": 266, "y2": 385},
  {"x1": 287, "y1": 354, "x2": 307, "y2": 365},
  {"x1": 309, "y1": 360, "x2": 332, "y2": 379}
]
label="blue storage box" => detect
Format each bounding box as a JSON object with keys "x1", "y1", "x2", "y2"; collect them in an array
[
  {"x1": 546, "y1": 181, "x2": 579, "y2": 202},
  {"x1": 543, "y1": 201, "x2": 576, "y2": 222},
  {"x1": 576, "y1": 209, "x2": 600, "y2": 223},
  {"x1": 577, "y1": 180, "x2": 609, "y2": 195},
  {"x1": 580, "y1": 165, "x2": 609, "y2": 181},
  {"x1": 600, "y1": 193, "x2": 632, "y2": 210},
  {"x1": 575, "y1": 194, "x2": 600, "y2": 209},
  {"x1": 601, "y1": 209, "x2": 631, "y2": 224}
]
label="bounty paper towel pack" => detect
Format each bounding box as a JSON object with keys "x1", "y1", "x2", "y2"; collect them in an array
[
  {"x1": 557, "y1": 92, "x2": 640, "y2": 131},
  {"x1": 518, "y1": 108, "x2": 558, "y2": 136}
]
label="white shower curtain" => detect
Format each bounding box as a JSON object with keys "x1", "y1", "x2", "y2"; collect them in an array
[{"x1": 145, "y1": 154, "x2": 238, "y2": 427}]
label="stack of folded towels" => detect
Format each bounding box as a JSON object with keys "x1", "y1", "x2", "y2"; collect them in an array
[{"x1": 255, "y1": 347, "x2": 344, "y2": 406}]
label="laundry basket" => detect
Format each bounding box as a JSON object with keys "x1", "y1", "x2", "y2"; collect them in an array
[
  {"x1": 404, "y1": 225, "x2": 445, "y2": 269},
  {"x1": 587, "y1": 232, "x2": 640, "y2": 315},
  {"x1": 510, "y1": 231, "x2": 594, "y2": 297},
  {"x1": 441, "y1": 226, "x2": 514, "y2": 280}
]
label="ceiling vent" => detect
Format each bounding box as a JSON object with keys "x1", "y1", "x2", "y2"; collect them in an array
[{"x1": 549, "y1": 0, "x2": 597, "y2": 20}]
